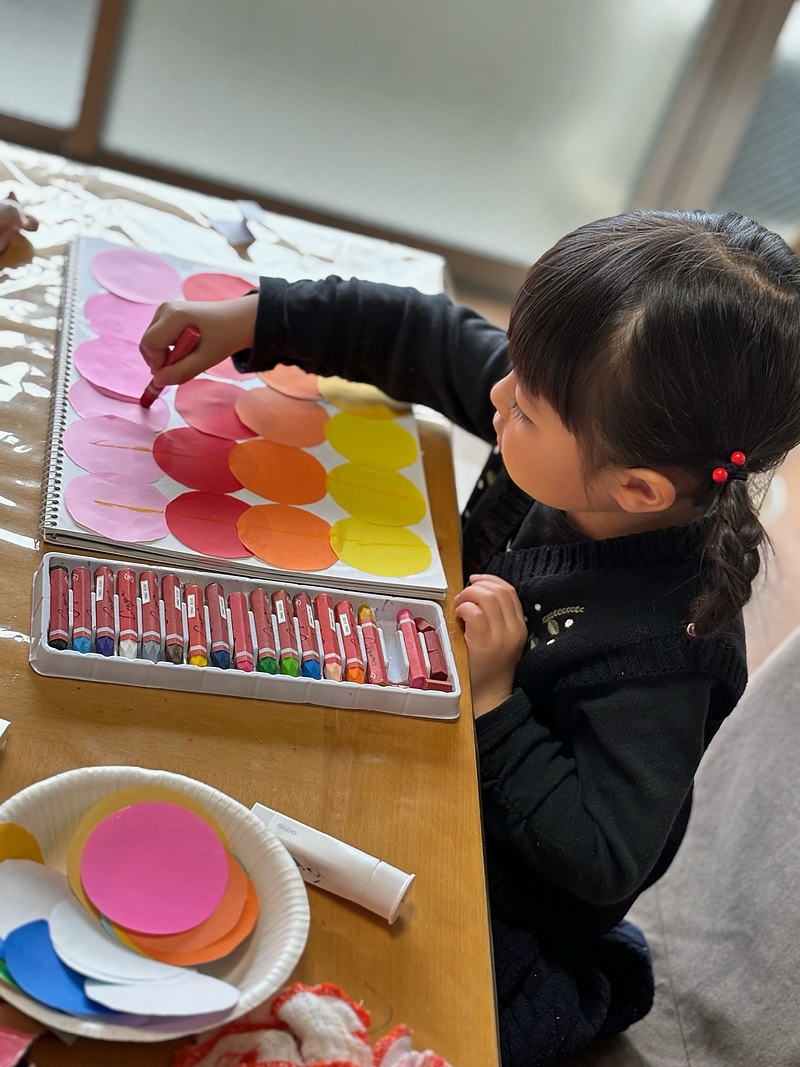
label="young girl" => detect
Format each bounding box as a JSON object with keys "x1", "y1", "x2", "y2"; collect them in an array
[{"x1": 141, "y1": 210, "x2": 800, "y2": 1066}]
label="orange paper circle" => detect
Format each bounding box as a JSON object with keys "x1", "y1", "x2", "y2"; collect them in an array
[
  {"x1": 237, "y1": 504, "x2": 337, "y2": 571},
  {"x1": 229, "y1": 439, "x2": 327, "y2": 503},
  {"x1": 235, "y1": 386, "x2": 329, "y2": 447},
  {"x1": 258, "y1": 364, "x2": 321, "y2": 400},
  {"x1": 121, "y1": 851, "x2": 249, "y2": 962},
  {"x1": 325, "y1": 412, "x2": 417, "y2": 470},
  {"x1": 122, "y1": 877, "x2": 260, "y2": 967}
]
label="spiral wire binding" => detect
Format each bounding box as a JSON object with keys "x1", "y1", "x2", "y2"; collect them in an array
[{"x1": 39, "y1": 237, "x2": 84, "y2": 538}]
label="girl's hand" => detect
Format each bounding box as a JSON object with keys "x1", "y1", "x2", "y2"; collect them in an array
[
  {"x1": 139, "y1": 295, "x2": 258, "y2": 386},
  {"x1": 453, "y1": 574, "x2": 528, "y2": 717}
]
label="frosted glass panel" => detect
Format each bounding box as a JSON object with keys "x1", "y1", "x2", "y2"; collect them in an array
[
  {"x1": 0, "y1": 0, "x2": 99, "y2": 127},
  {"x1": 714, "y1": 2, "x2": 800, "y2": 239},
  {"x1": 104, "y1": 0, "x2": 712, "y2": 265}
]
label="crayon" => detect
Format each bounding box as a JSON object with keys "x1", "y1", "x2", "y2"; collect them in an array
[
  {"x1": 228, "y1": 591, "x2": 254, "y2": 672},
  {"x1": 313, "y1": 593, "x2": 342, "y2": 682},
  {"x1": 397, "y1": 608, "x2": 427, "y2": 689},
  {"x1": 139, "y1": 570, "x2": 161, "y2": 662},
  {"x1": 335, "y1": 600, "x2": 365, "y2": 685},
  {"x1": 185, "y1": 584, "x2": 208, "y2": 667},
  {"x1": 93, "y1": 565, "x2": 115, "y2": 657},
  {"x1": 358, "y1": 605, "x2": 389, "y2": 686},
  {"x1": 48, "y1": 564, "x2": 69, "y2": 650},
  {"x1": 70, "y1": 566, "x2": 92, "y2": 654},
  {"x1": 162, "y1": 574, "x2": 184, "y2": 664},
  {"x1": 250, "y1": 588, "x2": 277, "y2": 674},
  {"x1": 116, "y1": 568, "x2": 138, "y2": 660},
  {"x1": 272, "y1": 590, "x2": 299, "y2": 677},
  {"x1": 293, "y1": 592, "x2": 321, "y2": 680},
  {"x1": 140, "y1": 324, "x2": 201, "y2": 408},
  {"x1": 414, "y1": 617, "x2": 449, "y2": 681},
  {"x1": 205, "y1": 582, "x2": 230, "y2": 669}
]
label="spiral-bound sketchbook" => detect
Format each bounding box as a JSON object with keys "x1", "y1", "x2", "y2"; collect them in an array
[{"x1": 40, "y1": 235, "x2": 448, "y2": 599}]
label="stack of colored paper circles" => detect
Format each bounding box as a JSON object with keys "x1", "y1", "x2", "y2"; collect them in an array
[{"x1": 0, "y1": 785, "x2": 262, "y2": 1023}]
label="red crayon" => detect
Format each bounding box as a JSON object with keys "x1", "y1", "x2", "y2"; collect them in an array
[
  {"x1": 47, "y1": 564, "x2": 69, "y2": 650},
  {"x1": 116, "y1": 567, "x2": 138, "y2": 659},
  {"x1": 205, "y1": 582, "x2": 230, "y2": 669},
  {"x1": 139, "y1": 570, "x2": 161, "y2": 662},
  {"x1": 228, "y1": 591, "x2": 254, "y2": 673},
  {"x1": 140, "y1": 324, "x2": 201, "y2": 408},
  {"x1": 335, "y1": 600, "x2": 365, "y2": 685},
  {"x1": 249, "y1": 588, "x2": 277, "y2": 674},
  {"x1": 414, "y1": 617, "x2": 449, "y2": 680},
  {"x1": 162, "y1": 574, "x2": 184, "y2": 665},
  {"x1": 271, "y1": 590, "x2": 299, "y2": 677},
  {"x1": 358, "y1": 604, "x2": 389, "y2": 686},
  {"x1": 94, "y1": 565, "x2": 115, "y2": 656},
  {"x1": 313, "y1": 593, "x2": 342, "y2": 682},
  {"x1": 397, "y1": 607, "x2": 427, "y2": 689},
  {"x1": 185, "y1": 584, "x2": 208, "y2": 667},
  {"x1": 70, "y1": 566, "x2": 93, "y2": 654},
  {"x1": 293, "y1": 592, "x2": 321, "y2": 680}
]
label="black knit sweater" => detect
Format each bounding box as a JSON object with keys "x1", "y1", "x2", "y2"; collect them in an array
[{"x1": 236, "y1": 276, "x2": 748, "y2": 957}]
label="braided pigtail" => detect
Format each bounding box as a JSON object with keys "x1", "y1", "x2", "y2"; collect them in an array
[{"x1": 689, "y1": 455, "x2": 769, "y2": 637}]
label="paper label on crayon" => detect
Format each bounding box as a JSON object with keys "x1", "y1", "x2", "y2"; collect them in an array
[
  {"x1": 173, "y1": 586, "x2": 182, "y2": 610},
  {"x1": 338, "y1": 611, "x2": 352, "y2": 637},
  {"x1": 276, "y1": 599, "x2": 287, "y2": 625},
  {"x1": 328, "y1": 607, "x2": 336, "y2": 630},
  {"x1": 218, "y1": 594, "x2": 225, "y2": 618},
  {"x1": 305, "y1": 603, "x2": 314, "y2": 627},
  {"x1": 96, "y1": 575, "x2": 105, "y2": 600},
  {"x1": 140, "y1": 580, "x2": 151, "y2": 604},
  {"x1": 187, "y1": 594, "x2": 197, "y2": 618}
]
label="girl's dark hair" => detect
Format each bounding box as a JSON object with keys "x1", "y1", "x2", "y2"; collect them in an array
[{"x1": 508, "y1": 210, "x2": 800, "y2": 637}]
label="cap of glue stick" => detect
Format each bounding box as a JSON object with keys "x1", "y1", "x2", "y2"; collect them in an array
[{"x1": 140, "y1": 324, "x2": 201, "y2": 408}]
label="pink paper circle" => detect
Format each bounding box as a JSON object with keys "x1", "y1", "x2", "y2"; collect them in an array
[
  {"x1": 84, "y1": 292, "x2": 158, "y2": 342},
  {"x1": 65, "y1": 473, "x2": 169, "y2": 542},
  {"x1": 90, "y1": 247, "x2": 182, "y2": 305},
  {"x1": 175, "y1": 378, "x2": 256, "y2": 440},
  {"x1": 63, "y1": 415, "x2": 161, "y2": 482},
  {"x1": 80, "y1": 803, "x2": 229, "y2": 935},
  {"x1": 182, "y1": 272, "x2": 255, "y2": 301},
  {"x1": 68, "y1": 378, "x2": 170, "y2": 430},
  {"x1": 204, "y1": 357, "x2": 256, "y2": 382},
  {"x1": 74, "y1": 337, "x2": 152, "y2": 402},
  {"x1": 154, "y1": 427, "x2": 243, "y2": 492},
  {"x1": 166, "y1": 491, "x2": 250, "y2": 557},
  {"x1": 235, "y1": 386, "x2": 329, "y2": 447}
]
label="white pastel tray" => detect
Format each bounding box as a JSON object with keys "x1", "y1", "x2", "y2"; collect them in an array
[{"x1": 30, "y1": 552, "x2": 461, "y2": 720}]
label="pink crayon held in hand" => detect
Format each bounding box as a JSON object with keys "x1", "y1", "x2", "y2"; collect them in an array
[{"x1": 140, "y1": 324, "x2": 201, "y2": 408}]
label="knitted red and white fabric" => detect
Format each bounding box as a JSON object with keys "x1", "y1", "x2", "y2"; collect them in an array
[{"x1": 172, "y1": 982, "x2": 452, "y2": 1067}]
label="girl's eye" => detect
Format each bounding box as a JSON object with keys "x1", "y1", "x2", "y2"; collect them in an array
[{"x1": 510, "y1": 399, "x2": 530, "y2": 423}]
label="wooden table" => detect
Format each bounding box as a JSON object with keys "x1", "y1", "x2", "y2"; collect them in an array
[{"x1": 0, "y1": 143, "x2": 499, "y2": 1067}]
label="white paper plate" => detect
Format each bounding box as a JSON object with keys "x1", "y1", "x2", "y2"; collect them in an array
[{"x1": 0, "y1": 766, "x2": 310, "y2": 1041}]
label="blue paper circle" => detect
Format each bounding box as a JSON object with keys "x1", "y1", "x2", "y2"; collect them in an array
[{"x1": 3, "y1": 919, "x2": 112, "y2": 1016}]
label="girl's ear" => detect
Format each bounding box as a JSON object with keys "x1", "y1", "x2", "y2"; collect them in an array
[{"x1": 609, "y1": 467, "x2": 677, "y2": 514}]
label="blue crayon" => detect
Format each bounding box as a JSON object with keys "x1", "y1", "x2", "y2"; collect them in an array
[
  {"x1": 70, "y1": 567, "x2": 93, "y2": 655},
  {"x1": 95, "y1": 635, "x2": 115, "y2": 657},
  {"x1": 210, "y1": 649, "x2": 230, "y2": 670},
  {"x1": 301, "y1": 657, "x2": 322, "y2": 680},
  {"x1": 72, "y1": 636, "x2": 92, "y2": 654}
]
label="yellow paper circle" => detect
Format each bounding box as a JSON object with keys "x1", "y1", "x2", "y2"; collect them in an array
[
  {"x1": 331, "y1": 517, "x2": 433, "y2": 577},
  {"x1": 0, "y1": 823, "x2": 44, "y2": 864},
  {"x1": 327, "y1": 463, "x2": 427, "y2": 527},
  {"x1": 318, "y1": 376, "x2": 410, "y2": 419},
  {"x1": 325, "y1": 412, "x2": 417, "y2": 470}
]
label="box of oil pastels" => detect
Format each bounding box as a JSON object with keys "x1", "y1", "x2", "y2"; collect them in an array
[{"x1": 29, "y1": 552, "x2": 461, "y2": 720}]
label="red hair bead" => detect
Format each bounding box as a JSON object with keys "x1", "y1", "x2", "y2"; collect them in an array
[
  {"x1": 712, "y1": 467, "x2": 729, "y2": 484},
  {"x1": 730, "y1": 451, "x2": 746, "y2": 466}
]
